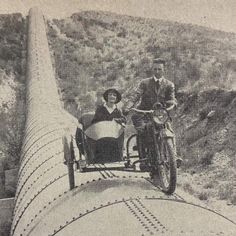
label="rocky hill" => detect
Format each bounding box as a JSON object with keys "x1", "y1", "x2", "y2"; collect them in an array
[
  {"x1": 0, "y1": 8, "x2": 235, "y2": 213},
  {"x1": 47, "y1": 11, "x2": 236, "y2": 207},
  {"x1": 47, "y1": 11, "x2": 236, "y2": 110},
  {"x1": 0, "y1": 13, "x2": 27, "y2": 198},
  {"x1": 175, "y1": 89, "x2": 236, "y2": 206}
]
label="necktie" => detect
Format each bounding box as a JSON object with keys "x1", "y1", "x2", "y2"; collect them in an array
[{"x1": 155, "y1": 79, "x2": 160, "y2": 96}]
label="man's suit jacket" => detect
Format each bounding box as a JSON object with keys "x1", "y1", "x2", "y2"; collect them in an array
[{"x1": 126, "y1": 77, "x2": 177, "y2": 110}]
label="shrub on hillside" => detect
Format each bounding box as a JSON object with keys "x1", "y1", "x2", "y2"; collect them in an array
[
  {"x1": 218, "y1": 183, "x2": 234, "y2": 201},
  {"x1": 185, "y1": 61, "x2": 201, "y2": 82},
  {"x1": 48, "y1": 9, "x2": 236, "y2": 207},
  {"x1": 199, "y1": 109, "x2": 209, "y2": 120},
  {"x1": 0, "y1": 14, "x2": 26, "y2": 174},
  {"x1": 0, "y1": 14, "x2": 26, "y2": 81},
  {"x1": 198, "y1": 190, "x2": 209, "y2": 200},
  {"x1": 185, "y1": 124, "x2": 207, "y2": 145},
  {"x1": 230, "y1": 191, "x2": 236, "y2": 205},
  {"x1": 0, "y1": 91, "x2": 26, "y2": 167},
  {"x1": 200, "y1": 151, "x2": 214, "y2": 166},
  {"x1": 117, "y1": 29, "x2": 127, "y2": 38}
]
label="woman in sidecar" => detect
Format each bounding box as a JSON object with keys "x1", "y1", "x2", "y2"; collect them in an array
[{"x1": 76, "y1": 88, "x2": 126, "y2": 166}]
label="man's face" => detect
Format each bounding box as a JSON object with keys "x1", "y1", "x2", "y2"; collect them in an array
[{"x1": 152, "y1": 63, "x2": 164, "y2": 79}]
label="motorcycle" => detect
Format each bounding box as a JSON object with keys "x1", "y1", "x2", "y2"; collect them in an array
[{"x1": 126, "y1": 102, "x2": 177, "y2": 194}]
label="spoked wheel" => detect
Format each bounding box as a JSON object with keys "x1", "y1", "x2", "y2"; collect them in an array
[
  {"x1": 137, "y1": 133, "x2": 150, "y2": 172},
  {"x1": 152, "y1": 138, "x2": 177, "y2": 194}
]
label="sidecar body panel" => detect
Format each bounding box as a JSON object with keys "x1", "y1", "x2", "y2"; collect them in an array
[
  {"x1": 83, "y1": 120, "x2": 125, "y2": 164},
  {"x1": 85, "y1": 121, "x2": 124, "y2": 140}
]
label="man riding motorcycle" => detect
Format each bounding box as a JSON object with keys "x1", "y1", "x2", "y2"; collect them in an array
[{"x1": 123, "y1": 58, "x2": 182, "y2": 168}]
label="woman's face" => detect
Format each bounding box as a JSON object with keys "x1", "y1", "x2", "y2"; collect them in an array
[{"x1": 107, "y1": 91, "x2": 117, "y2": 104}]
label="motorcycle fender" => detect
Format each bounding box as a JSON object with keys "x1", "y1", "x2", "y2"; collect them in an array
[{"x1": 161, "y1": 128, "x2": 175, "y2": 138}]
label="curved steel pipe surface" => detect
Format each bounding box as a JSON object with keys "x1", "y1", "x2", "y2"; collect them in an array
[
  {"x1": 10, "y1": 7, "x2": 77, "y2": 236},
  {"x1": 10, "y1": 7, "x2": 236, "y2": 236}
]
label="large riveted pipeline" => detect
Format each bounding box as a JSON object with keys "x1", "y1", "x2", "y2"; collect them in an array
[
  {"x1": 10, "y1": 7, "x2": 77, "y2": 236},
  {"x1": 10, "y1": 7, "x2": 236, "y2": 236}
]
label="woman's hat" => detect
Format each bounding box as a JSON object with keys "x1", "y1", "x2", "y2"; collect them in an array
[{"x1": 103, "y1": 88, "x2": 122, "y2": 104}]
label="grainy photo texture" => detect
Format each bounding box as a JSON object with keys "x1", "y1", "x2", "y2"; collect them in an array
[{"x1": 0, "y1": 1, "x2": 235, "y2": 235}]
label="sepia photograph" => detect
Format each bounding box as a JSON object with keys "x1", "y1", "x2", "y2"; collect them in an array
[{"x1": 0, "y1": 0, "x2": 235, "y2": 235}]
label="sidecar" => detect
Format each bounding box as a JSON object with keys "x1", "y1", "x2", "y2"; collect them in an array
[{"x1": 76, "y1": 113, "x2": 125, "y2": 168}]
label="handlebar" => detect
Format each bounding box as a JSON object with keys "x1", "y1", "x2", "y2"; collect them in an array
[
  {"x1": 130, "y1": 108, "x2": 154, "y2": 114},
  {"x1": 130, "y1": 104, "x2": 174, "y2": 114},
  {"x1": 124, "y1": 102, "x2": 175, "y2": 116}
]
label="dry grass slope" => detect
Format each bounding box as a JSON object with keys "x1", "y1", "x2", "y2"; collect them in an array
[
  {"x1": 47, "y1": 11, "x2": 236, "y2": 206},
  {"x1": 0, "y1": 13, "x2": 27, "y2": 198}
]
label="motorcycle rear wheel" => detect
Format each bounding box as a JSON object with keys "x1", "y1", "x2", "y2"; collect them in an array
[{"x1": 154, "y1": 138, "x2": 177, "y2": 194}]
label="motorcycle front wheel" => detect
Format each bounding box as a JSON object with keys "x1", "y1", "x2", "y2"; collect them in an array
[{"x1": 154, "y1": 138, "x2": 177, "y2": 194}]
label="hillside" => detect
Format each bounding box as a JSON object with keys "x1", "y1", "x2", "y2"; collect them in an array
[
  {"x1": 0, "y1": 13, "x2": 27, "y2": 198},
  {"x1": 175, "y1": 89, "x2": 236, "y2": 206},
  {"x1": 47, "y1": 11, "x2": 236, "y2": 112},
  {"x1": 47, "y1": 10, "x2": 236, "y2": 207}
]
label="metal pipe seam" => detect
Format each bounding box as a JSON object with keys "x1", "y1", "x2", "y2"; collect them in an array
[
  {"x1": 11, "y1": 6, "x2": 236, "y2": 236},
  {"x1": 13, "y1": 160, "x2": 64, "y2": 214},
  {"x1": 20, "y1": 128, "x2": 64, "y2": 163},
  {"x1": 11, "y1": 173, "x2": 68, "y2": 235},
  {"x1": 14, "y1": 162, "x2": 66, "y2": 219},
  {"x1": 11, "y1": 7, "x2": 78, "y2": 236},
  {"x1": 15, "y1": 149, "x2": 64, "y2": 200}
]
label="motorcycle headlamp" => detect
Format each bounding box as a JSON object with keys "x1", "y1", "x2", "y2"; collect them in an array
[{"x1": 153, "y1": 108, "x2": 169, "y2": 125}]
